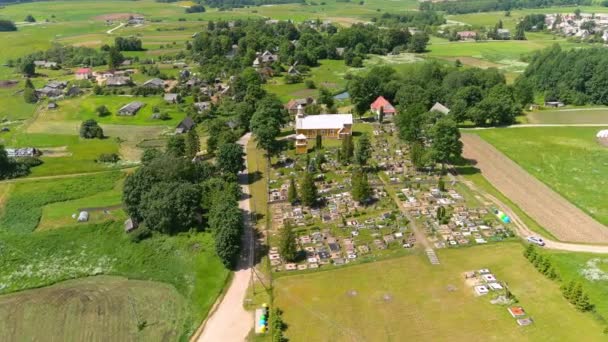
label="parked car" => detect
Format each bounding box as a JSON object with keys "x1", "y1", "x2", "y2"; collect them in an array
[{"x1": 527, "y1": 236, "x2": 545, "y2": 246}]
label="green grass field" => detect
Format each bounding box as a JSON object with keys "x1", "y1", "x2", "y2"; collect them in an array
[
  {"x1": 274, "y1": 243, "x2": 606, "y2": 341},
  {"x1": 527, "y1": 108, "x2": 608, "y2": 124},
  {"x1": 0, "y1": 276, "x2": 189, "y2": 341},
  {"x1": 475, "y1": 127, "x2": 608, "y2": 225}
]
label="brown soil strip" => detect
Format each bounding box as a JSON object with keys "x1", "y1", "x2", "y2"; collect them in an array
[{"x1": 461, "y1": 133, "x2": 608, "y2": 243}]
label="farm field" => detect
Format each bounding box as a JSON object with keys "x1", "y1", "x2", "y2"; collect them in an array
[
  {"x1": 274, "y1": 243, "x2": 606, "y2": 341},
  {"x1": 0, "y1": 276, "x2": 188, "y2": 341},
  {"x1": 474, "y1": 128, "x2": 608, "y2": 227},
  {"x1": 462, "y1": 132, "x2": 608, "y2": 243},
  {"x1": 527, "y1": 108, "x2": 608, "y2": 124}
]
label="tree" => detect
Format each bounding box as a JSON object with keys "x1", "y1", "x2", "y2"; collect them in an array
[
  {"x1": 351, "y1": 168, "x2": 372, "y2": 204},
  {"x1": 429, "y1": 117, "x2": 462, "y2": 170},
  {"x1": 0, "y1": 145, "x2": 10, "y2": 178},
  {"x1": 315, "y1": 134, "x2": 322, "y2": 150},
  {"x1": 438, "y1": 178, "x2": 445, "y2": 192},
  {"x1": 107, "y1": 46, "x2": 124, "y2": 70},
  {"x1": 354, "y1": 133, "x2": 372, "y2": 166},
  {"x1": 210, "y1": 195, "x2": 243, "y2": 268},
  {"x1": 408, "y1": 32, "x2": 429, "y2": 53},
  {"x1": 318, "y1": 87, "x2": 335, "y2": 108},
  {"x1": 141, "y1": 148, "x2": 162, "y2": 165},
  {"x1": 23, "y1": 79, "x2": 37, "y2": 103},
  {"x1": 561, "y1": 280, "x2": 576, "y2": 301},
  {"x1": 300, "y1": 171, "x2": 317, "y2": 207},
  {"x1": 20, "y1": 59, "x2": 35, "y2": 77},
  {"x1": 410, "y1": 141, "x2": 428, "y2": 170},
  {"x1": 340, "y1": 134, "x2": 354, "y2": 164},
  {"x1": 250, "y1": 112, "x2": 280, "y2": 158},
  {"x1": 0, "y1": 20, "x2": 17, "y2": 32},
  {"x1": 287, "y1": 176, "x2": 298, "y2": 203},
  {"x1": 279, "y1": 221, "x2": 298, "y2": 262},
  {"x1": 185, "y1": 128, "x2": 200, "y2": 159},
  {"x1": 514, "y1": 22, "x2": 527, "y2": 40},
  {"x1": 24, "y1": 15, "x2": 36, "y2": 23},
  {"x1": 166, "y1": 135, "x2": 186, "y2": 157},
  {"x1": 185, "y1": 4, "x2": 206, "y2": 13},
  {"x1": 140, "y1": 182, "x2": 202, "y2": 234},
  {"x1": 576, "y1": 292, "x2": 594, "y2": 312},
  {"x1": 79, "y1": 119, "x2": 104, "y2": 139},
  {"x1": 216, "y1": 142, "x2": 245, "y2": 176},
  {"x1": 95, "y1": 105, "x2": 110, "y2": 117}
]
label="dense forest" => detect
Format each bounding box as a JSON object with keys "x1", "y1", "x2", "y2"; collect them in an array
[
  {"x1": 521, "y1": 45, "x2": 608, "y2": 105},
  {"x1": 423, "y1": 0, "x2": 590, "y2": 14}
]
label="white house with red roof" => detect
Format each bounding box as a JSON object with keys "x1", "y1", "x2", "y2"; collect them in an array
[
  {"x1": 370, "y1": 96, "x2": 396, "y2": 120},
  {"x1": 75, "y1": 68, "x2": 93, "y2": 80}
]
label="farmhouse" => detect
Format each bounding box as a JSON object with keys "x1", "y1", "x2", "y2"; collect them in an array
[
  {"x1": 253, "y1": 50, "x2": 278, "y2": 68},
  {"x1": 66, "y1": 86, "x2": 82, "y2": 97},
  {"x1": 294, "y1": 105, "x2": 352, "y2": 153},
  {"x1": 285, "y1": 97, "x2": 314, "y2": 115},
  {"x1": 176, "y1": 117, "x2": 196, "y2": 134},
  {"x1": 6, "y1": 147, "x2": 40, "y2": 157},
  {"x1": 118, "y1": 101, "x2": 144, "y2": 116},
  {"x1": 544, "y1": 101, "x2": 564, "y2": 108},
  {"x1": 370, "y1": 96, "x2": 396, "y2": 119},
  {"x1": 497, "y1": 28, "x2": 511, "y2": 39},
  {"x1": 34, "y1": 60, "x2": 58, "y2": 68},
  {"x1": 194, "y1": 101, "x2": 211, "y2": 113},
  {"x1": 128, "y1": 16, "x2": 145, "y2": 25},
  {"x1": 164, "y1": 93, "x2": 179, "y2": 103},
  {"x1": 457, "y1": 31, "x2": 477, "y2": 40},
  {"x1": 143, "y1": 78, "x2": 165, "y2": 89},
  {"x1": 430, "y1": 102, "x2": 450, "y2": 115},
  {"x1": 46, "y1": 81, "x2": 68, "y2": 89},
  {"x1": 36, "y1": 86, "x2": 62, "y2": 98},
  {"x1": 75, "y1": 68, "x2": 93, "y2": 80},
  {"x1": 105, "y1": 76, "x2": 131, "y2": 87}
]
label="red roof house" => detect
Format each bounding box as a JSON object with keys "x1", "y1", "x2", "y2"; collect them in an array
[
  {"x1": 370, "y1": 96, "x2": 396, "y2": 116},
  {"x1": 75, "y1": 68, "x2": 93, "y2": 80}
]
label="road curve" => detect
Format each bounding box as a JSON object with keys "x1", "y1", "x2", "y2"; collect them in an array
[{"x1": 195, "y1": 133, "x2": 254, "y2": 342}]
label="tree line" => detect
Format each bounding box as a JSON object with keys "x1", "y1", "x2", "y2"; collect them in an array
[
  {"x1": 422, "y1": 0, "x2": 589, "y2": 15},
  {"x1": 0, "y1": 145, "x2": 42, "y2": 180},
  {"x1": 520, "y1": 44, "x2": 608, "y2": 105}
]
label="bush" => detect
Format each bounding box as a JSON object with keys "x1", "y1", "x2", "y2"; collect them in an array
[
  {"x1": 304, "y1": 79, "x2": 316, "y2": 89},
  {"x1": 129, "y1": 226, "x2": 152, "y2": 243},
  {"x1": 17, "y1": 156, "x2": 43, "y2": 167},
  {"x1": 80, "y1": 119, "x2": 104, "y2": 139},
  {"x1": 97, "y1": 153, "x2": 120, "y2": 163},
  {"x1": 96, "y1": 105, "x2": 111, "y2": 117}
]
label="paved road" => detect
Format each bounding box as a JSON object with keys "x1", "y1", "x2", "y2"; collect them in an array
[
  {"x1": 196, "y1": 133, "x2": 254, "y2": 342},
  {"x1": 106, "y1": 23, "x2": 125, "y2": 34}
]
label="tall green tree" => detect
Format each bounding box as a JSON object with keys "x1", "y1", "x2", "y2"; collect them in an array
[
  {"x1": 216, "y1": 142, "x2": 245, "y2": 176},
  {"x1": 351, "y1": 168, "x2": 372, "y2": 204},
  {"x1": 20, "y1": 59, "x2": 35, "y2": 77},
  {"x1": 140, "y1": 182, "x2": 202, "y2": 234},
  {"x1": 79, "y1": 119, "x2": 104, "y2": 139},
  {"x1": 209, "y1": 194, "x2": 243, "y2": 268},
  {"x1": 429, "y1": 117, "x2": 462, "y2": 170},
  {"x1": 354, "y1": 133, "x2": 372, "y2": 166},
  {"x1": 287, "y1": 176, "x2": 298, "y2": 203},
  {"x1": 279, "y1": 221, "x2": 298, "y2": 262},
  {"x1": 300, "y1": 171, "x2": 317, "y2": 207},
  {"x1": 166, "y1": 135, "x2": 186, "y2": 157},
  {"x1": 23, "y1": 78, "x2": 37, "y2": 104},
  {"x1": 185, "y1": 128, "x2": 200, "y2": 159},
  {"x1": 340, "y1": 134, "x2": 354, "y2": 164},
  {"x1": 107, "y1": 46, "x2": 124, "y2": 70}
]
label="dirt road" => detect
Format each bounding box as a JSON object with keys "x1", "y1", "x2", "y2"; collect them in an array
[
  {"x1": 195, "y1": 133, "x2": 254, "y2": 342},
  {"x1": 461, "y1": 134, "x2": 608, "y2": 244}
]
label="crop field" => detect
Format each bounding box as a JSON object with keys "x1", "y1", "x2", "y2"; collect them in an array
[
  {"x1": 0, "y1": 276, "x2": 189, "y2": 341},
  {"x1": 0, "y1": 222, "x2": 229, "y2": 338},
  {"x1": 527, "y1": 108, "x2": 608, "y2": 124},
  {"x1": 474, "y1": 128, "x2": 608, "y2": 227},
  {"x1": 274, "y1": 243, "x2": 606, "y2": 341},
  {"x1": 0, "y1": 171, "x2": 124, "y2": 232}
]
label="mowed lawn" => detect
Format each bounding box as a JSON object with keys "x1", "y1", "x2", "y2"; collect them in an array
[
  {"x1": 475, "y1": 127, "x2": 608, "y2": 225},
  {"x1": 274, "y1": 243, "x2": 606, "y2": 341},
  {"x1": 527, "y1": 108, "x2": 608, "y2": 124}
]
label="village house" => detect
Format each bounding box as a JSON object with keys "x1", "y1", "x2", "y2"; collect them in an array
[
  {"x1": 105, "y1": 76, "x2": 131, "y2": 87},
  {"x1": 285, "y1": 97, "x2": 314, "y2": 115},
  {"x1": 370, "y1": 96, "x2": 396, "y2": 119},
  {"x1": 6, "y1": 147, "x2": 40, "y2": 158},
  {"x1": 457, "y1": 31, "x2": 477, "y2": 40},
  {"x1": 75, "y1": 68, "x2": 93, "y2": 80},
  {"x1": 164, "y1": 93, "x2": 180, "y2": 104},
  {"x1": 193, "y1": 101, "x2": 211, "y2": 113},
  {"x1": 497, "y1": 29, "x2": 511, "y2": 39},
  {"x1": 294, "y1": 105, "x2": 352, "y2": 154},
  {"x1": 176, "y1": 117, "x2": 196, "y2": 134},
  {"x1": 118, "y1": 101, "x2": 144, "y2": 116},
  {"x1": 253, "y1": 50, "x2": 278, "y2": 68},
  {"x1": 430, "y1": 102, "x2": 450, "y2": 115},
  {"x1": 34, "y1": 60, "x2": 58, "y2": 69},
  {"x1": 127, "y1": 16, "x2": 145, "y2": 26},
  {"x1": 143, "y1": 78, "x2": 165, "y2": 89}
]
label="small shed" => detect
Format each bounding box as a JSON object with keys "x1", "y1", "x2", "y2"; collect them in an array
[
  {"x1": 77, "y1": 211, "x2": 89, "y2": 222},
  {"x1": 47, "y1": 102, "x2": 58, "y2": 110},
  {"x1": 118, "y1": 101, "x2": 144, "y2": 116},
  {"x1": 164, "y1": 93, "x2": 179, "y2": 104},
  {"x1": 430, "y1": 102, "x2": 450, "y2": 115},
  {"x1": 124, "y1": 218, "x2": 139, "y2": 233}
]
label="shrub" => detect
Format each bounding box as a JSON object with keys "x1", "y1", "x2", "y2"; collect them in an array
[
  {"x1": 80, "y1": 119, "x2": 104, "y2": 139},
  {"x1": 97, "y1": 153, "x2": 120, "y2": 163},
  {"x1": 130, "y1": 226, "x2": 152, "y2": 243},
  {"x1": 304, "y1": 79, "x2": 316, "y2": 89}
]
